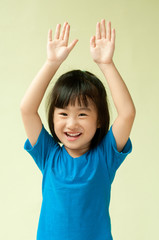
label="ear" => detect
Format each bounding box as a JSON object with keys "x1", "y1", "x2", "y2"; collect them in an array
[{"x1": 97, "y1": 120, "x2": 101, "y2": 128}]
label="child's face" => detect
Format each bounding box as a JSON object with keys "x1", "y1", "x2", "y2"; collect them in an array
[{"x1": 53, "y1": 98, "x2": 99, "y2": 158}]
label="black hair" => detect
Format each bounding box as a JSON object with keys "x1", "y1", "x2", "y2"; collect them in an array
[{"x1": 47, "y1": 70, "x2": 110, "y2": 149}]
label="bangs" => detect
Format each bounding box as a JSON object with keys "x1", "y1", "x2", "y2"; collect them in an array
[
  {"x1": 55, "y1": 91, "x2": 89, "y2": 108},
  {"x1": 53, "y1": 70, "x2": 98, "y2": 108}
]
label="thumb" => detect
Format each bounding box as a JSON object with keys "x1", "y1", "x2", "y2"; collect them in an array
[
  {"x1": 90, "y1": 36, "x2": 96, "y2": 48},
  {"x1": 67, "y1": 39, "x2": 79, "y2": 52}
]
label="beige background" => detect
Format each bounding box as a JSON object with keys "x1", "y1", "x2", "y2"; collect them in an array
[{"x1": 0, "y1": 0, "x2": 159, "y2": 239}]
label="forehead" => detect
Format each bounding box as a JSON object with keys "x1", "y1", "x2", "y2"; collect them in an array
[{"x1": 67, "y1": 97, "x2": 97, "y2": 110}]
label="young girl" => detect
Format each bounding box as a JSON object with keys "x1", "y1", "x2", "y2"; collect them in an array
[{"x1": 20, "y1": 20, "x2": 135, "y2": 240}]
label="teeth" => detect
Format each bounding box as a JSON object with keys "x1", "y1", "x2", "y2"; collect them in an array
[{"x1": 67, "y1": 133, "x2": 81, "y2": 137}]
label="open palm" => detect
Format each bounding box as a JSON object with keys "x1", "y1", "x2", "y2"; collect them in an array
[
  {"x1": 47, "y1": 22, "x2": 78, "y2": 65},
  {"x1": 90, "y1": 20, "x2": 115, "y2": 64}
]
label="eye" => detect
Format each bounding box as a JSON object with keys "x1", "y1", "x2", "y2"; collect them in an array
[
  {"x1": 79, "y1": 113, "x2": 87, "y2": 117},
  {"x1": 59, "y1": 112, "x2": 68, "y2": 116}
]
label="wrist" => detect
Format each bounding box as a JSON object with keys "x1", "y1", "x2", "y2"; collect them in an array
[
  {"x1": 41, "y1": 60, "x2": 61, "y2": 78},
  {"x1": 97, "y1": 60, "x2": 114, "y2": 69}
]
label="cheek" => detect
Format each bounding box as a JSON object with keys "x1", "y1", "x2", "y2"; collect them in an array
[
  {"x1": 53, "y1": 117, "x2": 65, "y2": 134},
  {"x1": 53, "y1": 121, "x2": 64, "y2": 142},
  {"x1": 53, "y1": 113, "x2": 60, "y2": 126},
  {"x1": 85, "y1": 118, "x2": 98, "y2": 132}
]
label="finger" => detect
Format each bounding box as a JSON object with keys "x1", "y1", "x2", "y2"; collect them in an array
[
  {"x1": 64, "y1": 24, "x2": 70, "y2": 45},
  {"x1": 90, "y1": 36, "x2": 96, "y2": 48},
  {"x1": 96, "y1": 22, "x2": 101, "y2": 40},
  {"x1": 60, "y1": 22, "x2": 68, "y2": 40},
  {"x1": 111, "y1": 28, "x2": 115, "y2": 44},
  {"x1": 67, "y1": 39, "x2": 78, "y2": 52},
  {"x1": 48, "y1": 29, "x2": 52, "y2": 42},
  {"x1": 101, "y1": 19, "x2": 106, "y2": 38},
  {"x1": 106, "y1": 21, "x2": 111, "y2": 41},
  {"x1": 54, "y1": 24, "x2": 61, "y2": 39}
]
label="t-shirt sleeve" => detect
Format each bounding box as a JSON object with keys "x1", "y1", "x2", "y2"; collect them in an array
[
  {"x1": 24, "y1": 125, "x2": 57, "y2": 173},
  {"x1": 101, "y1": 125, "x2": 132, "y2": 183}
]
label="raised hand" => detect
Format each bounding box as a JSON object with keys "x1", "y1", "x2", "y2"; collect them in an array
[
  {"x1": 47, "y1": 22, "x2": 78, "y2": 65},
  {"x1": 90, "y1": 19, "x2": 115, "y2": 65}
]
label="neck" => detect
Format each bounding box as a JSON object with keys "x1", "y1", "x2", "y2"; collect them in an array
[{"x1": 64, "y1": 146, "x2": 89, "y2": 158}]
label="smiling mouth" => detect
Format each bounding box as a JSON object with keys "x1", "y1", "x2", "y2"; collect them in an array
[
  {"x1": 66, "y1": 132, "x2": 81, "y2": 137},
  {"x1": 65, "y1": 132, "x2": 82, "y2": 141}
]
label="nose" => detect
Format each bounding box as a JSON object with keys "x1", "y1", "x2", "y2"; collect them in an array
[{"x1": 66, "y1": 117, "x2": 79, "y2": 130}]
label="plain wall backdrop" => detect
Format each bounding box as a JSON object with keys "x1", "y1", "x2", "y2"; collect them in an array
[{"x1": 0, "y1": 0, "x2": 159, "y2": 239}]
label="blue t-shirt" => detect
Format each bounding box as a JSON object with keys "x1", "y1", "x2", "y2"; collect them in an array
[{"x1": 24, "y1": 125, "x2": 132, "y2": 240}]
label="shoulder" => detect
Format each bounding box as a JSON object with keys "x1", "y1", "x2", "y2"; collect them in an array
[
  {"x1": 96, "y1": 126, "x2": 132, "y2": 183},
  {"x1": 24, "y1": 125, "x2": 60, "y2": 172},
  {"x1": 24, "y1": 125, "x2": 60, "y2": 162},
  {"x1": 99, "y1": 125, "x2": 132, "y2": 154}
]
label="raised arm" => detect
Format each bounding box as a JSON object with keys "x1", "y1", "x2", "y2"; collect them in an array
[
  {"x1": 90, "y1": 19, "x2": 136, "y2": 152},
  {"x1": 20, "y1": 22, "x2": 78, "y2": 146}
]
